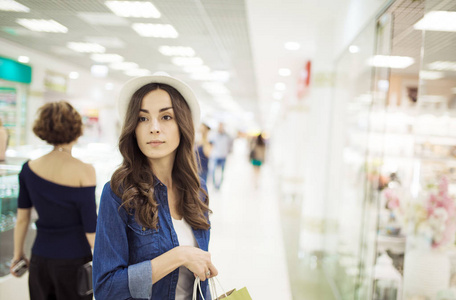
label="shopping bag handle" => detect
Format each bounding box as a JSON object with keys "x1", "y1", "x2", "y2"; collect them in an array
[{"x1": 192, "y1": 276, "x2": 229, "y2": 300}]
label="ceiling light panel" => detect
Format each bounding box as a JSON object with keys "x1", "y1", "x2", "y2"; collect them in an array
[
  {"x1": 419, "y1": 71, "x2": 444, "y2": 80},
  {"x1": 77, "y1": 12, "x2": 129, "y2": 26},
  {"x1": 171, "y1": 57, "x2": 203, "y2": 66},
  {"x1": 105, "y1": 1, "x2": 161, "y2": 18},
  {"x1": 159, "y1": 46, "x2": 195, "y2": 57},
  {"x1": 16, "y1": 19, "x2": 68, "y2": 33},
  {"x1": 183, "y1": 65, "x2": 211, "y2": 73},
  {"x1": 132, "y1": 23, "x2": 178, "y2": 38},
  {"x1": 67, "y1": 42, "x2": 106, "y2": 53},
  {"x1": 369, "y1": 55, "x2": 415, "y2": 69},
  {"x1": 414, "y1": 11, "x2": 456, "y2": 32},
  {"x1": 110, "y1": 62, "x2": 139, "y2": 70},
  {"x1": 90, "y1": 53, "x2": 124, "y2": 63},
  {"x1": 428, "y1": 61, "x2": 456, "y2": 71},
  {"x1": 0, "y1": 0, "x2": 29, "y2": 12}
]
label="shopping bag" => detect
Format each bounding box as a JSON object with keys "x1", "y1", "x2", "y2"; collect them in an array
[
  {"x1": 193, "y1": 276, "x2": 252, "y2": 300},
  {"x1": 216, "y1": 287, "x2": 252, "y2": 300}
]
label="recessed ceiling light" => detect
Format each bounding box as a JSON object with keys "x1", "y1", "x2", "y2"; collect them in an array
[
  {"x1": 0, "y1": 0, "x2": 30, "y2": 12},
  {"x1": 77, "y1": 12, "x2": 129, "y2": 26},
  {"x1": 369, "y1": 55, "x2": 414, "y2": 69},
  {"x1": 171, "y1": 57, "x2": 203, "y2": 66},
  {"x1": 183, "y1": 65, "x2": 211, "y2": 73},
  {"x1": 91, "y1": 65, "x2": 109, "y2": 78},
  {"x1": 414, "y1": 11, "x2": 456, "y2": 32},
  {"x1": 159, "y1": 46, "x2": 195, "y2": 57},
  {"x1": 105, "y1": 1, "x2": 161, "y2": 18},
  {"x1": 18, "y1": 56, "x2": 29, "y2": 63},
  {"x1": 284, "y1": 42, "x2": 300, "y2": 51},
  {"x1": 275, "y1": 82, "x2": 286, "y2": 91},
  {"x1": 69, "y1": 72, "x2": 79, "y2": 79},
  {"x1": 278, "y1": 68, "x2": 291, "y2": 77},
  {"x1": 428, "y1": 61, "x2": 456, "y2": 71},
  {"x1": 419, "y1": 70, "x2": 444, "y2": 80},
  {"x1": 109, "y1": 62, "x2": 138, "y2": 70},
  {"x1": 90, "y1": 53, "x2": 124, "y2": 63},
  {"x1": 132, "y1": 23, "x2": 178, "y2": 38},
  {"x1": 349, "y1": 45, "x2": 359, "y2": 53},
  {"x1": 16, "y1": 19, "x2": 68, "y2": 33},
  {"x1": 125, "y1": 69, "x2": 151, "y2": 76},
  {"x1": 67, "y1": 42, "x2": 106, "y2": 53}
]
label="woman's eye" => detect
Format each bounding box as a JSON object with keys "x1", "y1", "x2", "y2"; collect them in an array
[
  {"x1": 138, "y1": 116, "x2": 148, "y2": 122},
  {"x1": 163, "y1": 115, "x2": 173, "y2": 121}
]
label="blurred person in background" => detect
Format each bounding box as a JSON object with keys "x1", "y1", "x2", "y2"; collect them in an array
[
  {"x1": 0, "y1": 117, "x2": 8, "y2": 161},
  {"x1": 210, "y1": 123, "x2": 233, "y2": 190},
  {"x1": 10, "y1": 101, "x2": 97, "y2": 300},
  {"x1": 196, "y1": 123, "x2": 212, "y2": 185},
  {"x1": 249, "y1": 133, "x2": 266, "y2": 188},
  {"x1": 93, "y1": 73, "x2": 217, "y2": 300}
]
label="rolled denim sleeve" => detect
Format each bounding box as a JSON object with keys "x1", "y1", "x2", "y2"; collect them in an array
[
  {"x1": 128, "y1": 261, "x2": 152, "y2": 298},
  {"x1": 93, "y1": 182, "x2": 152, "y2": 300}
]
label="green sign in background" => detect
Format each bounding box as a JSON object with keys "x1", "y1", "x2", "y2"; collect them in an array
[{"x1": 0, "y1": 56, "x2": 32, "y2": 84}]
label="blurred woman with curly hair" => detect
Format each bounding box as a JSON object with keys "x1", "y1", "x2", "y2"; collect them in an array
[{"x1": 11, "y1": 101, "x2": 97, "y2": 300}]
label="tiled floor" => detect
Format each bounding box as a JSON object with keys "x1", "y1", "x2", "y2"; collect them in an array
[{"x1": 207, "y1": 139, "x2": 292, "y2": 299}]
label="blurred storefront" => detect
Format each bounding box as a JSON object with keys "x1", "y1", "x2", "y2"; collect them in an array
[{"x1": 323, "y1": 0, "x2": 456, "y2": 299}]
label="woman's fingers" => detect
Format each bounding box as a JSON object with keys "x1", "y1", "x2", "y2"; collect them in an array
[
  {"x1": 208, "y1": 262, "x2": 218, "y2": 278},
  {"x1": 183, "y1": 246, "x2": 217, "y2": 281}
]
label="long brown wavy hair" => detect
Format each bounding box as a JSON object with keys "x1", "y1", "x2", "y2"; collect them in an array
[{"x1": 111, "y1": 83, "x2": 210, "y2": 230}]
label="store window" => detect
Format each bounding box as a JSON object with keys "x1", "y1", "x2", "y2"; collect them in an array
[{"x1": 325, "y1": 0, "x2": 456, "y2": 299}]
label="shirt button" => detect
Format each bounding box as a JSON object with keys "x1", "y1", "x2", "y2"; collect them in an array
[{"x1": 142, "y1": 227, "x2": 146, "y2": 231}]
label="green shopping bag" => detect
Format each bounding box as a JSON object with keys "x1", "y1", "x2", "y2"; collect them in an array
[
  {"x1": 216, "y1": 287, "x2": 252, "y2": 300},
  {"x1": 193, "y1": 277, "x2": 252, "y2": 300}
]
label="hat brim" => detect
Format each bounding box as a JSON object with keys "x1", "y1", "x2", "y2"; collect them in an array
[{"x1": 118, "y1": 74, "x2": 201, "y2": 129}]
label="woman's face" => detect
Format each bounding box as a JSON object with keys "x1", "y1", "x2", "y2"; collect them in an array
[{"x1": 135, "y1": 88, "x2": 180, "y2": 164}]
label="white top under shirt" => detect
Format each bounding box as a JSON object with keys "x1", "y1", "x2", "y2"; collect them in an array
[{"x1": 172, "y1": 217, "x2": 198, "y2": 300}]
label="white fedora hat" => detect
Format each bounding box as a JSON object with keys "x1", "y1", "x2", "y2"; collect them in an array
[{"x1": 118, "y1": 72, "x2": 201, "y2": 129}]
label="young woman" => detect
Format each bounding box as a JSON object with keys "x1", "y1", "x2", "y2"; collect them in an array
[
  {"x1": 93, "y1": 73, "x2": 217, "y2": 300},
  {"x1": 11, "y1": 101, "x2": 97, "y2": 300}
]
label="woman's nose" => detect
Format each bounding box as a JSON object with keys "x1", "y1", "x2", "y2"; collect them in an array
[{"x1": 150, "y1": 118, "x2": 160, "y2": 133}]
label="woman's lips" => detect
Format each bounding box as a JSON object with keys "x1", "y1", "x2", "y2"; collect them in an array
[{"x1": 147, "y1": 140, "x2": 164, "y2": 147}]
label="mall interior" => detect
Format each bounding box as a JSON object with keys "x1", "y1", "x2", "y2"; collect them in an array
[{"x1": 1, "y1": 0, "x2": 456, "y2": 299}]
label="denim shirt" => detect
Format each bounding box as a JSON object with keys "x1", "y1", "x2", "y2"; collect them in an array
[{"x1": 93, "y1": 180, "x2": 211, "y2": 300}]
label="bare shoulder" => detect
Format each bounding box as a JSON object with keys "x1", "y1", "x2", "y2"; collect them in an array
[
  {"x1": 78, "y1": 161, "x2": 96, "y2": 187},
  {"x1": 69, "y1": 158, "x2": 96, "y2": 186}
]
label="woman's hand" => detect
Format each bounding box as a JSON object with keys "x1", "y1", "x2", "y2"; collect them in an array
[
  {"x1": 10, "y1": 256, "x2": 29, "y2": 277},
  {"x1": 181, "y1": 246, "x2": 218, "y2": 281}
]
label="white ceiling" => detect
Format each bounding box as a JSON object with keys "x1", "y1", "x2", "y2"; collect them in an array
[{"x1": 0, "y1": 0, "x2": 351, "y2": 132}]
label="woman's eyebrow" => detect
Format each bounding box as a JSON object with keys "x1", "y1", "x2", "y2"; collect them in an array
[
  {"x1": 159, "y1": 107, "x2": 173, "y2": 112},
  {"x1": 139, "y1": 107, "x2": 173, "y2": 113}
]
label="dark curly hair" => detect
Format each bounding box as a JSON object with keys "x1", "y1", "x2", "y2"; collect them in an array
[
  {"x1": 111, "y1": 83, "x2": 211, "y2": 230},
  {"x1": 33, "y1": 101, "x2": 83, "y2": 145}
]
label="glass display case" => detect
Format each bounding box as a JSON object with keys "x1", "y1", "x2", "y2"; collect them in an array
[
  {"x1": 0, "y1": 158, "x2": 34, "y2": 277},
  {"x1": 325, "y1": 0, "x2": 456, "y2": 299},
  {"x1": 0, "y1": 79, "x2": 28, "y2": 146}
]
